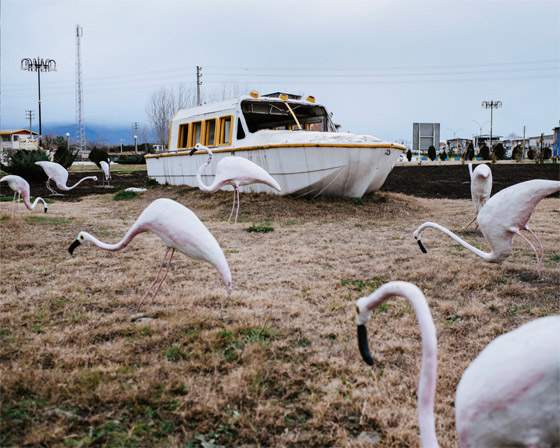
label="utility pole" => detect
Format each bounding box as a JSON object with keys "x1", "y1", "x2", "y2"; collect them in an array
[
  {"x1": 196, "y1": 66, "x2": 202, "y2": 106},
  {"x1": 522, "y1": 126, "x2": 526, "y2": 159},
  {"x1": 75, "y1": 25, "x2": 86, "y2": 152},
  {"x1": 482, "y1": 100, "x2": 502, "y2": 152},
  {"x1": 25, "y1": 110, "x2": 35, "y2": 137}
]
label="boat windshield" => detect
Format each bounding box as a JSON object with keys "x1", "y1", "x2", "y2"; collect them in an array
[{"x1": 241, "y1": 99, "x2": 336, "y2": 133}]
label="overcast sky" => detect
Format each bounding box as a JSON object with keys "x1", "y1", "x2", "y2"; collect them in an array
[{"x1": 1, "y1": 0, "x2": 558, "y2": 145}]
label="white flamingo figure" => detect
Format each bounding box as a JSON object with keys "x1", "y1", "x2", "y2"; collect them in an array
[
  {"x1": 99, "y1": 160, "x2": 112, "y2": 188},
  {"x1": 0, "y1": 174, "x2": 48, "y2": 219},
  {"x1": 355, "y1": 281, "x2": 560, "y2": 448},
  {"x1": 68, "y1": 198, "x2": 232, "y2": 311},
  {"x1": 413, "y1": 179, "x2": 560, "y2": 276},
  {"x1": 465, "y1": 163, "x2": 492, "y2": 229},
  {"x1": 190, "y1": 143, "x2": 281, "y2": 226},
  {"x1": 35, "y1": 161, "x2": 97, "y2": 196}
]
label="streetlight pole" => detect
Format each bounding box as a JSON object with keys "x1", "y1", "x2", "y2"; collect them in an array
[
  {"x1": 472, "y1": 120, "x2": 490, "y2": 150},
  {"x1": 481, "y1": 100, "x2": 502, "y2": 152},
  {"x1": 20, "y1": 57, "x2": 57, "y2": 150}
]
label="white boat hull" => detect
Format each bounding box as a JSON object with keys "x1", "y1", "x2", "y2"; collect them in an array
[{"x1": 146, "y1": 143, "x2": 402, "y2": 198}]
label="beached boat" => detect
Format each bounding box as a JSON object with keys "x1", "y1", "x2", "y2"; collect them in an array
[{"x1": 145, "y1": 92, "x2": 405, "y2": 198}]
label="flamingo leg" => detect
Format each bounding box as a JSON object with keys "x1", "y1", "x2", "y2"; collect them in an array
[
  {"x1": 234, "y1": 187, "x2": 241, "y2": 228},
  {"x1": 11, "y1": 192, "x2": 17, "y2": 220},
  {"x1": 513, "y1": 229, "x2": 541, "y2": 277},
  {"x1": 227, "y1": 188, "x2": 237, "y2": 225},
  {"x1": 136, "y1": 247, "x2": 172, "y2": 312},
  {"x1": 46, "y1": 178, "x2": 63, "y2": 196},
  {"x1": 147, "y1": 248, "x2": 175, "y2": 307},
  {"x1": 523, "y1": 226, "x2": 544, "y2": 275},
  {"x1": 465, "y1": 215, "x2": 477, "y2": 230}
]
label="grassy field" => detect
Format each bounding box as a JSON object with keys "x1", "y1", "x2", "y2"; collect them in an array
[{"x1": 1, "y1": 184, "x2": 559, "y2": 447}]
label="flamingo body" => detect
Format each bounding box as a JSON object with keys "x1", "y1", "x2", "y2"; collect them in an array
[
  {"x1": 355, "y1": 281, "x2": 560, "y2": 448},
  {"x1": 68, "y1": 198, "x2": 231, "y2": 310},
  {"x1": 191, "y1": 144, "x2": 281, "y2": 225},
  {"x1": 466, "y1": 163, "x2": 492, "y2": 229},
  {"x1": 0, "y1": 174, "x2": 48, "y2": 217},
  {"x1": 414, "y1": 179, "x2": 560, "y2": 275},
  {"x1": 35, "y1": 161, "x2": 97, "y2": 194},
  {"x1": 99, "y1": 160, "x2": 111, "y2": 186}
]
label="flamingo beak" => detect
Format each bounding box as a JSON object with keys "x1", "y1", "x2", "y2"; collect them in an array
[
  {"x1": 68, "y1": 239, "x2": 81, "y2": 255},
  {"x1": 189, "y1": 148, "x2": 196, "y2": 156},
  {"x1": 357, "y1": 324, "x2": 374, "y2": 366},
  {"x1": 416, "y1": 239, "x2": 428, "y2": 253},
  {"x1": 44, "y1": 206, "x2": 48, "y2": 213}
]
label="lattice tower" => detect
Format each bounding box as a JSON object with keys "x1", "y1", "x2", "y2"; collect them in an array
[{"x1": 75, "y1": 25, "x2": 86, "y2": 151}]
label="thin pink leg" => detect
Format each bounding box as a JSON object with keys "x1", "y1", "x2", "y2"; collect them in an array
[
  {"x1": 227, "y1": 188, "x2": 237, "y2": 225},
  {"x1": 148, "y1": 248, "x2": 175, "y2": 306},
  {"x1": 136, "y1": 247, "x2": 171, "y2": 312},
  {"x1": 513, "y1": 229, "x2": 541, "y2": 277},
  {"x1": 234, "y1": 188, "x2": 241, "y2": 228},
  {"x1": 11, "y1": 192, "x2": 17, "y2": 220},
  {"x1": 465, "y1": 215, "x2": 476, "y2": 230},
  {"x1": 523, "y1": 226, "x2": 544, "y2": 275}
]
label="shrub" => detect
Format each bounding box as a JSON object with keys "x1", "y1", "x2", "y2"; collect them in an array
[
  {"x1": 53, "y1": 145, "x2": 78, "y2": 169},
  {"x1": 0, "y1": 149, "x2": 48, "y2": 179},
  {"x1": 512, "y1": 145, "x2": 523, "y2": 161},
  {"x1": 439, "y1": 150, "x2": 447, "y2": 161},
  {"x1": 479, "y1": 145, "x2": 490, "y2": 160},
  {"x1": 116, "y1": 154, "x2": 146, "y2": 165},
  {"x1": 543, "y1": 147, "x2": 552, "y2": 159},
  {"x1": 465, "y1": 142, "x2": 475, "y2": 160},
  {"x1": 527, "y1": 149, "x2": 535, "y2": 160},
  {"x1": 427, "y1": 145, "x2": 436, "y2": 161},
  {"x1": 113, "y1": 190, "x2": 137, "y2": 201},
  {"x1": 88, "y1": 148, "x2": 109, "y2": 168},
  {"x1": 247, "y1": 221, "x2": 274, "y2": 233},
  {"x1": 406, "y1": 149, "x2": 412, "y2": 161},
  {"x1": 493, "y1": 143, "x2": 506, "y2": 160}
]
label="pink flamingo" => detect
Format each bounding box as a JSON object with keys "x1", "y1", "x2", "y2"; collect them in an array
[
  {"x1": 355, "y1": 280, "x2": 560, "y2": 448},
  {"x1": 0, "y1": 174, "x2": 48, "y2": 219},
  {"x1": 190, "y1": 143, "x2": 281, "y2": 226},
  {"x1": 99, "y1": 160, "x2": 112, "y2": 188},
  {"x1": 35, "y1": 161, "x2": 97, "y2": 195},
  {"x1": 465, "y1": 163, "x2": 492, "y2": 229},
  {"x1": 413, "y1": 179, "x2": 560, "y2": 276},
  {"x1": 68, "y1": 198, "x2": 231, "y2": 311}
]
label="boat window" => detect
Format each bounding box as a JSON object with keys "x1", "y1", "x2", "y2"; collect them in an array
[
  {"x1": 177, "y1": 123, "x2": 189, "y2": 149},
  {"x1": 205, "y1": 119, "x2": 217, "y2": 147},
  {"x1": 189, "y1": 121, "x2": 203, "y2": 148},
  {"x1": 241, "y1": 100, "x2": 334, "y2": 133},
  {"x1": 219, "y1": 116, "x2": 232, "y2": 145},
  {"x1": 237, "y1": 118, "x2": 246, "y2": 140}
]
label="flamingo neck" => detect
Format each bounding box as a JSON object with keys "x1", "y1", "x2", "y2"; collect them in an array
[
  {"x1": 415, "y1": 222, "x2": 495, "y2": 261},
  {"x1": 81, "y1": 229, "x2": 136, "y2": 252},
  {"x1": 26, "y1": 196, "x2": 47, "y2": 211},
  {"x1": 195, "y1": 149, "x2": 214, "y2": 192},
  {"x1": 356, "y1": 282, "x2": 439, "y2": 448},
  {"x1": 62, "y1": 176, "x2": 96, "y2": 191}
]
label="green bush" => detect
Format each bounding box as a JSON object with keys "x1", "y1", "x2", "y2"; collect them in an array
[
  {"x1": 406, "y1": 149, "x2": 412, "y2": 161},
  {"x1": 479, "y1": 145, "x2": 490, "y2": 160},
  {"x1": 116, "y1": 154, "x2": 146, "y2": 165},
  {"x1": 512, "y1": 145, "x2": 523, "y2": 161},
  {"x1": 543, "y1": 147, "x2": 552, "y2": 159},
  {"x1": 0, "y1": 150, "x2": 49, "y2": 179},
  {"x1": 428, "y1": 145, "x2": 436, "y2": 161},
  {"x1": 439, "y1": 150, "x2": 447, "y2": 161},
  {"x1": 113, "y1": 190, "x2": 138, "y2": 201},
  {"x1": 465, "y1": 142, "x2": 475, "y2": 160},
  {"x1": 527, "y1": 149, "x2": 535, "y2": 160}
]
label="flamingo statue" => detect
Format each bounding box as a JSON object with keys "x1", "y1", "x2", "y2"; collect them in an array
[
  {"x1": 355, "y1": 281, "x2": 560, "y2": 448},
  {"x1": 99, "y1": 160, "x2": 112, "y2": 188},
  {"x1": 465, "y1": 163, "x2": 492, "y2": 229},
  {"x1": 68, "y1": 198, "x2": 232, "y2": 311},
  {"x1": 413, "y1": 179, "x2": 560, "y2": 276},
  {"x1": 35, "y1": 161, "x2": 97, "y2": 196},
  {"x1": 0, "y1": 175, "x2": 48, "y2": 219},
  {"x1": 189, "y1": 143, "x2": 281, "y2": 226}
]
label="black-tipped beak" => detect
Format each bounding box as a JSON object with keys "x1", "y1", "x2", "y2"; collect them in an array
[
  {"x1": 416, "y1": 239, "x2": 428, "y2": 253},
  {"x1": 68, "y1": 239, "x2": 81, "y2": 255},
  {"x1": 44, "y1": 206, "x2": 48, "y2": 213},
  {"x1": 189, "y1": 148, "x2": 196, "y2": 156},
  {"x1": 357, "y1": 324, "x2": 374, "y2": 366}
]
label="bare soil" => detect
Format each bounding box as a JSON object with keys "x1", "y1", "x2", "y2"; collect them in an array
[{"x1": 0, "y1": 162, "x2": 559, "y2": 447}]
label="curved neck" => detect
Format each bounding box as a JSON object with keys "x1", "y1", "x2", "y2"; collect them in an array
[
  {"x1": 63, "y1": 175, "x2": 96, "y2": 191},
  {"x1": 82, "y1": 227, "x2": 139, "y2": 252},
  {"x1": 357, "y1": 282, "x2": 439, "y2": 448},
  {"x1": 195, "y1": 148, "x2": 214, "y2": 192},
  {"x1": 26, "y1": 196, "x2": 47, "y2": 210},
  {"x1": 416, "y1": 222, "x2": 494, "y2": 261}
]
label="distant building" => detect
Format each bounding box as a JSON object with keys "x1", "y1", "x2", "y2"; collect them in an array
[
  {"x1": 446, "y1": 138, "x2": 473, "y2": 154},
  {"x1": 412, "y1": 123, "x2": 440, "y2": 153},
  {"x1": 1, "y1": 129, "x2": 39, "y2": 151}
]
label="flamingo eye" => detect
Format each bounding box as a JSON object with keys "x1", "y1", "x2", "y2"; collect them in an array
[
  {"x1": 356, "y1": 306, "x2": 360, "y2": 315},
  {"x1": 80, "y1": 235, "x2": 85, "y2": 241}
]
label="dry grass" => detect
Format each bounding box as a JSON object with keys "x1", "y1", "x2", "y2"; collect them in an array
[{"x1": 1, "y1": 186, "x2": 559, "y2": 447}]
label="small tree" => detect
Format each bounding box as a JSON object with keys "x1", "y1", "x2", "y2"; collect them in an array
[
  {"x1": 512, "y1": 145, "x2": 523, "y2": 162},
  {"x1": 439, "y1": 150, "x2": 447, "y2": 161},
  {"x1": 465, "y1": 142, "x2": 475, "y2": 161},
  {"x1": 406, "y1": 149, "x2": 412, "y2": 161},
  {"x1": 493, "y1": 143, "x2": 506, "y2": 160},
  {"x1": 479, "y1": 145, "x2": 490, "y2": 160},
  {"x1": 543, "y1": 147, "x2": 552, "y2": 159},
  {"x1": 428, "y1": 145, "x2": 436, "y2": 161},
  {"x1": 527, "y1": 148, "x2": 535, "y2": 160},
  {"x1": 88, "y1": 148, "x2": 110, "y2": 169}
]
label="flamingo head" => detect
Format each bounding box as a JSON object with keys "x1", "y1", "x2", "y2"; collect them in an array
[
  {"x1": 68, "y1": 231, "x2": 88, "y2": 255},
  {"x1": 44, "y1": 204, "x2": 48, "y2": 213},
  {"x1": 93, "y1": 176, "x2": 99, "y2": 184}
]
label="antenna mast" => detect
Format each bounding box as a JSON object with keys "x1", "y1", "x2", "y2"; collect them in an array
[{"x1": 75, "y1": 25, "x2": 86, "y2": 151}]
